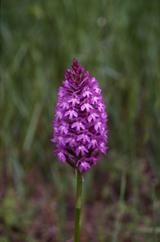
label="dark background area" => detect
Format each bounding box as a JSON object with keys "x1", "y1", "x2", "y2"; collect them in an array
[{"x1": 0, "y1": 0, "x2": 160, "y2": 241}]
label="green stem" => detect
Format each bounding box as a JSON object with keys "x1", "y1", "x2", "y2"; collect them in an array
[{"x1": 74, "y1": 170, "x2": 83, "y2": 242}]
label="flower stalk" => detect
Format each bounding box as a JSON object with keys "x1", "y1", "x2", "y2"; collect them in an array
[
  {"x1": 74, "y1": 170, "x2": 83, "y2": 242},
  {"x1": 52, "y1": 59, "x2": 108, "y2": 241}
]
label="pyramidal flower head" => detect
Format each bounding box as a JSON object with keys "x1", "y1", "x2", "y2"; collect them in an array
[{"x1": 52, "y1": 59, "x2": 108, "y2": 173}]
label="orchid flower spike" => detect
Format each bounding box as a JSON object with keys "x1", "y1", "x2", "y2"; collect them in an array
[{"x1": 52, "y1": 59, "x2": 108, "y2": 173}]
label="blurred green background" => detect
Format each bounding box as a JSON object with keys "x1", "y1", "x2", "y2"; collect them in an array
[{"x1": 0, "y1": 0, "x2": 160, "y2": 242}]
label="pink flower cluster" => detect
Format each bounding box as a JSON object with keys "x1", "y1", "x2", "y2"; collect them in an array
[{"x1": 52, "y1": 59, "x2": 108, "y2": 172}]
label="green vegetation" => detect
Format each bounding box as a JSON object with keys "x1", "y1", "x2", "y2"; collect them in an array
[{"x1": 1, "y1": 0, "x2": 160, "y2": 241}]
